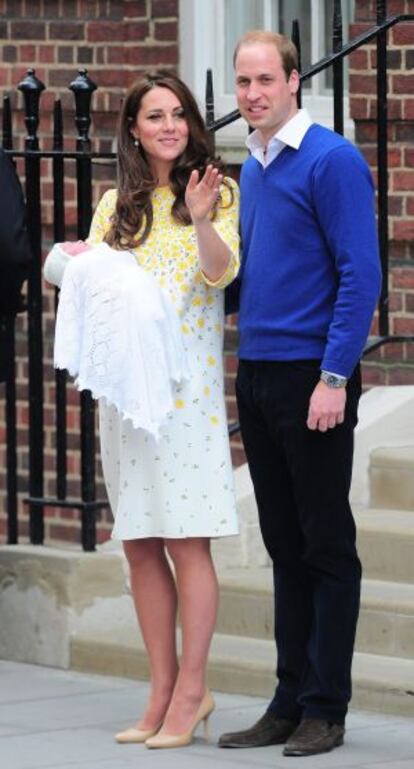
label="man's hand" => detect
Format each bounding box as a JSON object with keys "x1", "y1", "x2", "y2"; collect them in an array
[{"x1": 307, "y1": 380, "x2": 346, "y2": 432}]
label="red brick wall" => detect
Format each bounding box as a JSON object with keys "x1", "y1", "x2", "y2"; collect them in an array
[
  {"x1": 350, "y1": 0, "x2": 414, "y2": 385},
  {"x1": 0, "y1": 0, "x2": 180, "y2": 207}
]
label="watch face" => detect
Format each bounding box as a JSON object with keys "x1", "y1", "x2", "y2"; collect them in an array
[{"x1": 321, "y1": 372, "x2": 346, "y2": 388}]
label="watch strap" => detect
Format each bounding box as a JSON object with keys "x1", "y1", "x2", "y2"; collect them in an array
[{"x1": 320, "y1": 370, "x2": 348, "y2": 388}]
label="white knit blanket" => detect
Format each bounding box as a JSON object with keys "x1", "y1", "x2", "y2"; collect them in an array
[{"x1": 53, "y1": 243, "x2": 189, "y2": 437}]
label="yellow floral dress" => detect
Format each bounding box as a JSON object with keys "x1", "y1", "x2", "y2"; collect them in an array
[{"x1": 88, "y1": 179, "x2": 240, "y2": 539}]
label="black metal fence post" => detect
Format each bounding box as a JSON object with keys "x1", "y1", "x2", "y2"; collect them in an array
[
  {"x1": 69, "y1": 69, "x2": 98, "y2": 551},
  {"x1": 376, "y1": 0, "x2": 390, "y2": 337},
  {"x1": 52, "y1": 98, "x2": 68, "y2": 501},
  {"x1": 205, "y1": 69, "x2": 216, "y2": 152},
  {"x1": 2, "y1": 95, "x2": 12, "y2": 150},
  {"x1": 5, "y1": 316, "x2": 18, "y2": 543},
  {"x1": 205, "y1": 69, "x2": 215, "y2": 129},
  {"x1": 2, "y1": 97, "x2": 18, "y2": 543},
  {"x1": 333, "y1": 0, "x2": 344, "y2": 135},
  {"x1": 18, "y1": 69, "x2": 45, "y2": 545},
  {"x1": 291, "y1": 20, "x2": 302, "y2": 109}
]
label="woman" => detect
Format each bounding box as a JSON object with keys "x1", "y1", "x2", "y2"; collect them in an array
[{"x1": 88, "y1": 72, "x2": 240, "y2": 749}]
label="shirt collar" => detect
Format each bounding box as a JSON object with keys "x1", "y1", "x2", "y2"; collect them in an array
[{"x1": 245, "y1": 108, "x2": 313, "y2": 154}]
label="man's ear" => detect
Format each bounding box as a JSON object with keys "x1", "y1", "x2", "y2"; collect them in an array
[{"x1": 289, "y1": 69, "x2": 300, "y2": 95}]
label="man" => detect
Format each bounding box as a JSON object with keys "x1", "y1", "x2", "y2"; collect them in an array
[
  {"x1": 219, "y1": 31, "x2": 381, "y2": 757},
  {"x1": 0, "y1": 148, "x2": 32, "y2": 380}
]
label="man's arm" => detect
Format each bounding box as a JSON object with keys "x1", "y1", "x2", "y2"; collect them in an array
[{"x1": 307, "y1": 144, "x2": 381, "y2": 431}]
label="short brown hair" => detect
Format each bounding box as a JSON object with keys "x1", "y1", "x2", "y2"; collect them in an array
[{"x1": 233, "y1": 30, "x2": 299, "y2": 79}]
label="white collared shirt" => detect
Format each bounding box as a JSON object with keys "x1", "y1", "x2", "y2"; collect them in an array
[{"x1": 246, "y1": 108, "x2": 313, "y2": 168}]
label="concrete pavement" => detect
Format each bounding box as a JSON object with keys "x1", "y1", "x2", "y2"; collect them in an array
[{"x1": 0, "y1": 660, "x2": 413, "y2": 769}]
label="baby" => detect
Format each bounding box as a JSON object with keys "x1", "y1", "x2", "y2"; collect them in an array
[
  {"x1": 43, "y1": 239, "x2": 92, "y2": 288},
  {"x1": 44, "y1": 239, "x2": 189, "y2": 437}
]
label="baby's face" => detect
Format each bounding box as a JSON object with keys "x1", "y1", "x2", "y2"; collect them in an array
[{"x1": 61, "y1": 241, "x2": 92, "y2": 256}]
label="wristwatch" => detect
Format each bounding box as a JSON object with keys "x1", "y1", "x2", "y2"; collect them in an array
[{"x1": 320, "y1": 370, "x2": 348, "y2": 388}]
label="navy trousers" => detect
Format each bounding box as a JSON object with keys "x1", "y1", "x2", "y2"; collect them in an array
[{"x1": 236, "y1": 359, "x2": 362, "y2": 725}]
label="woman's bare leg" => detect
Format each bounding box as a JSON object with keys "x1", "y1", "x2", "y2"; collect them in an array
[
  {"x1": 160, "y1": 537, "x2": 218, "y2": 734},
  {"x1": 123, "y1": 538, "x2": 179, "y2": 729}
]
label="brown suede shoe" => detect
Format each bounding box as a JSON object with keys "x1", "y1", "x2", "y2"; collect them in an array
[
  {"x1": 283, "y1": 718, "x2": 345, "y2": 756},
  {"x1": 218, "y1": 712, "x2": 298, "y2": 748}
]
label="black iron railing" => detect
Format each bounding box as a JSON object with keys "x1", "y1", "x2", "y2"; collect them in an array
[
  {"x1": 1, "y1": 0, "x2": 413, "y2": 549},
  {"x1": 2, "y1": 69, "x2": 115, "y2": 551}
]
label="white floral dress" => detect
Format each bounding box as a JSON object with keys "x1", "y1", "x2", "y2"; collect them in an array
[{"x1": 88, "y1": 179, "x2": 240, "y2": 540}]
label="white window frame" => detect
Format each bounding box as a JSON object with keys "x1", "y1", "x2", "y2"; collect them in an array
[{"x1": 179, "y1": 0, "x2": 354, "y2": 158}]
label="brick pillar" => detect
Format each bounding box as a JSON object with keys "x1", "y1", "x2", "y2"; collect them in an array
[{"x1": 350, "y1": 0, "x2": 414, "y2": 385}]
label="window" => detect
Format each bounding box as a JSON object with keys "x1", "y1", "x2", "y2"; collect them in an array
[{"x1": 180, "y1": 0, "x2": 355, "y2": 157}]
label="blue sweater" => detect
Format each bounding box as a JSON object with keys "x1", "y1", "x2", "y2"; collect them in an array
[{"x1": 238, "y1": 124, "x2": 381, "y2": 377}]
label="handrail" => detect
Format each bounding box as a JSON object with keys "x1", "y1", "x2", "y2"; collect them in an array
[{"x1": 301, "y1": 14, "x2": 414, "y2": 82}]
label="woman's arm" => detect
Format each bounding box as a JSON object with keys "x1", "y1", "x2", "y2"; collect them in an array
[
  {"x1": 185, "y1": 167, "x2": 239, "y2": 286},
  {"x1": 87, "y1": 188, "x2": 117, "y2": 245}
]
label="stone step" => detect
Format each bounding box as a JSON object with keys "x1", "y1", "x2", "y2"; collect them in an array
[
  {"x1": 69, "y1": 509, "x2": 414, "y2": 720},
  {"x1": 214, "y1": 569, "x2": 414, "y2": 659},
  {"x1": 369, "y1": 446, "x2": 414, "y2": 511},
  {"x1": 357, "y1": 580, "x2": 414, "y2": 659},
  {"x1": 213, "y1": 505, "x2": 414, "y2": 582},
  {"x1": 356, "y1": 508, "x2": 414, "y2": 583},
  {"x1": 71, "y1": 626, "x2": 414, "y2": 719},
  {"x1": 70, "y1": 547, "x2": 414, "y2": 720}
]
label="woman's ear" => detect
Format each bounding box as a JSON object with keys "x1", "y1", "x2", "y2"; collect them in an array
[{"x1": 127, "y1": 116, "x2": 138, "y2": 141}]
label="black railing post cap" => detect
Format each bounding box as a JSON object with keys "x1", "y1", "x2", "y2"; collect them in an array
[
  {"x1": 17, "y1": 69, "x2": 45, "y2": 93},
  {"x1": 69, "y1": 69, "x2": 97, "y2": 94}
]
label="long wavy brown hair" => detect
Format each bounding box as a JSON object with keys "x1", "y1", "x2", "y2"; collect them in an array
[{"x1": 105, "y1": 71, "x2": 232, "y2": 250}]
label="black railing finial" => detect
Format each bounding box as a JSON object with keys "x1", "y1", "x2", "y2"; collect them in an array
[
  {"x1": 17, "y1": 68, "x2": 45, "y2": 148},
  {"x1": 2, "y1": 95, "x2": 13, "y2": 149},
  {"x1": 69, "y1": 69, "x2": 97, "y2": 143}
]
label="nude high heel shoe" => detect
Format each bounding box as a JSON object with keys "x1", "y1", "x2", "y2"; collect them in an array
[
  {"x1": 145, "y1": 690, "x2": 215, "y2": 749},
  {"x1": 115, "y1": 724, "x2": 161, "y2": 744}
]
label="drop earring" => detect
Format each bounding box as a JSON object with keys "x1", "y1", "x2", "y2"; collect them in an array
[{"x1": 133, "y1": 138, "x2": 140, "y2": 147}]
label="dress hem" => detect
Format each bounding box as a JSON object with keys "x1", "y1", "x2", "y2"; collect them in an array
[{"x1": 111, "y1": 529, "x2": 239, "y2": 541}]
